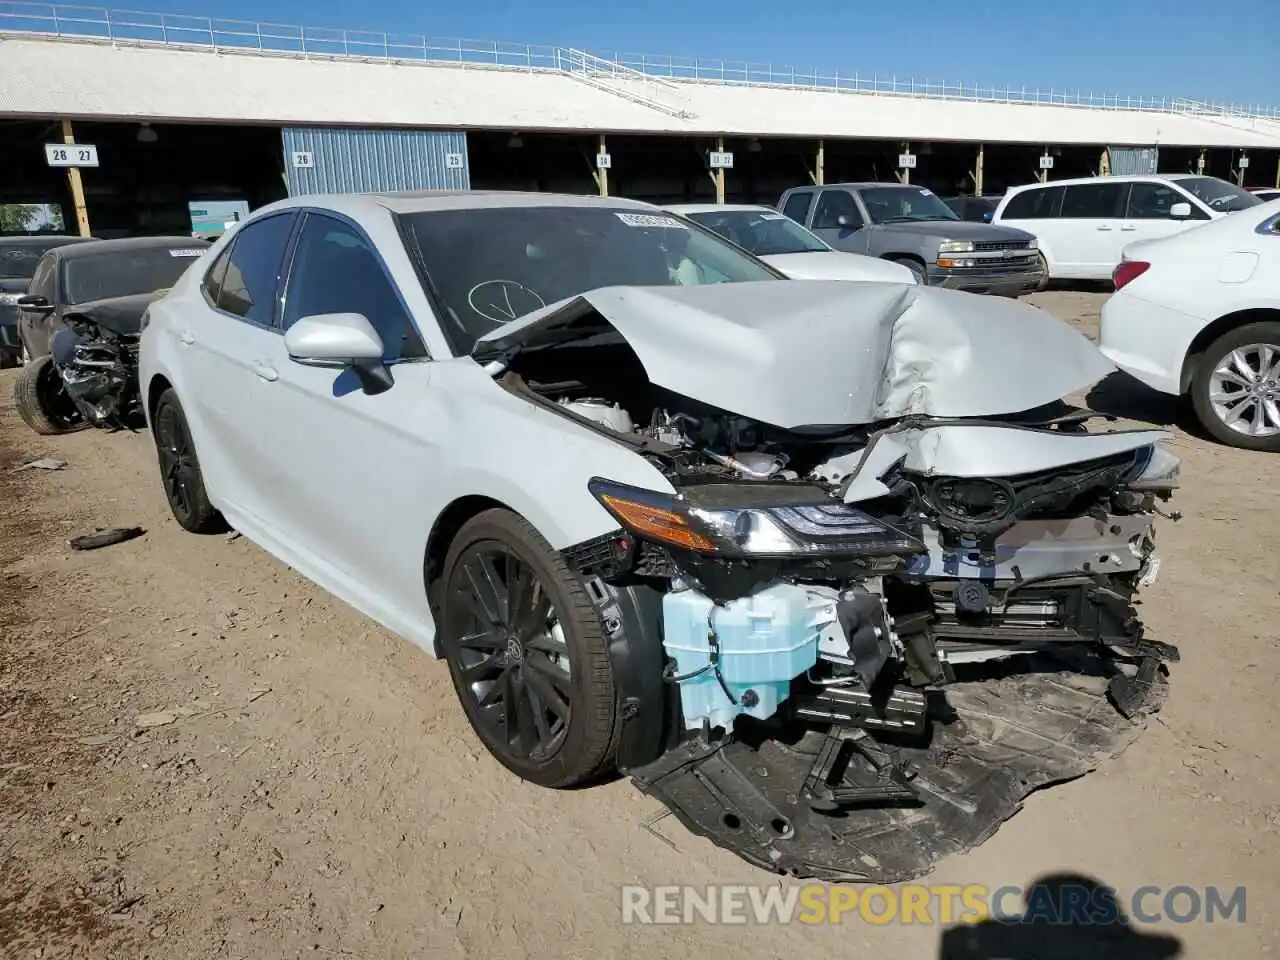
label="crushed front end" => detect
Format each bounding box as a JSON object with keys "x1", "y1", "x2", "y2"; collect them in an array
[
  {"x1": 48, "y1": 319, "x2": 141, "y2": 428},
  {"x1": 549, "y1": 397, "x2": 1180, "y2": 881}
]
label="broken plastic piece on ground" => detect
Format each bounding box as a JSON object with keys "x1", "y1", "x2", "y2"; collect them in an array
[
  {"x1": 69, "y1": 526, "x2": 146, "y2": 551},
  {"x1": 14, "y1": 457, "x2": 67, "y2": 472},
  {"x1": 628, "y1": 648, "x2": 1168, "y2": 883}
]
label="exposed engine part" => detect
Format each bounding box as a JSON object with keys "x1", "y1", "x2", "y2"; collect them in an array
[
  {"x1": 702, "y1": 449, "x2": 790, "y2": 480},
  {"x1": 558, "y1": 397, "x2": 634, "y2": 434},
  {"x1": 812, "y1": 582, "x2": 900, "y2": 689},
  {"x1": 790, "y1": 684, "x2": 927, "y2": 735}
]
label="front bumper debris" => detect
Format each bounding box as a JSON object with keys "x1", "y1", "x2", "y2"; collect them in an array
[{"x1": 629, "y1": 646, "x2": 1171, "y2": 882}]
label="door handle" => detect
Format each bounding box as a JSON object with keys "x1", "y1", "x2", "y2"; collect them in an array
[
  {"x1": 178, "y1": 330, "x2": 195, "y2": 345},
  {"x1": 1120, "y1": 225, "x2": 1137, "y2": 231},
  {"x1": 1096, "y1": 225, "x2": 1114, "y2": 231},
  {"x1": 252, "y1": 361, "x2": 279, "y2": 383}
]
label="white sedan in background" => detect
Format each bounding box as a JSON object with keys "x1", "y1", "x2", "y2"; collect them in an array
[
  {"x1": 663, "y1": 203, "x2": 916, "y2": 283},
  {"x1": 1099, "y1": 198, "x2": 1280, "y2": 452}
]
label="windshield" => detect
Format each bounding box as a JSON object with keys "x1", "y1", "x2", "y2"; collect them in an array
[
  {"x1": 1175, "y1": 177, "x2": 1262, "y2": 213},
  {"x1": 397, "y1": 206, "x2": 781, "y2": 355},
  {"x1": 0, "y1": 242, "x2": 67, "y2": 280},
  {"x1": 64, "y1": 245, "x2": 206, "y2": 304},
  {"x1": 682, "y1": 209, "x2": 829, "y2": 256},
  {"x1": 860, "y1": 187, "x2": 961, "y2": 224}
]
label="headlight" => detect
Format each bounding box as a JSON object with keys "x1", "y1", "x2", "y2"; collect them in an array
[
  {"x1": 938, "y1": 240, "x2": 975, "y2": 254},
  {"x1": 1026, "y1": 237, "x2": 1039, "y2": 251},
  {"x1": 588, "y1": 478, "x2": 923, "y2": 559},
  {"x1": 1128, "y1": 445, "x2": 1181, "y2": 491}
]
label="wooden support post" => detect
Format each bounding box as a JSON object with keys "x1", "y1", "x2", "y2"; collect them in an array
[
  {"x1": 1236, "y1": 152, "x2": 1247, "y2": 187},
  {"x1": 715, "y1": 136, "x2": 726, "y2": 204},
  {"x1": 61, "y1": 119, "x2": 91, "y2": 237},
  {"x1": 1039, "y1": 145, "x2": 1049, "y2": 184},
  {"x1": 1099, "y1": 147, "x2": 1111, "y2": 177},
  {"x1": 896, "y1": 142, "x2": 910, "y2": 185},
  {"x1": 815, "y1": 139, "x2": 824, "y2": 186},
  {"x1": 973, "y1": 143, "x2": 984, "y2": 195},
  {"x1": 597, "y1": 134, "x2": 608, "y2": 197},
  {"x1": 1197, "y1": 148, "x2": 1206, "y2": 175}
]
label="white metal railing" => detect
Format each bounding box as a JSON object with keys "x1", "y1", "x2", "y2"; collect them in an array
[
  {"x1": 2, "y1": 2, "x2": 1278, "y2": 120},
  {"x1": 556, "y1": 47, "x2": 692, "y2": 119}
]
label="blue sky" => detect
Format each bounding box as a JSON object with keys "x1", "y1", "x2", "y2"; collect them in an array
[{"x1": 141, "y1": 0, "x2": 1277, "y2": 106}]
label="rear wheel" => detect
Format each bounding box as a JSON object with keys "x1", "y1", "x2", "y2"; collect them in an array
[
  {"x1": 12, "y1": 354, "x2": 82, "y2": 435},
  {"x1": 1190, "y1": 322, "x2": 1280, "y2": 452},
  {"x1": 153, "y1": 389, "x2": 227, "y2": 533},
  {"x1": 439, "y1": 508, "x2": 619, "y2": 787}
]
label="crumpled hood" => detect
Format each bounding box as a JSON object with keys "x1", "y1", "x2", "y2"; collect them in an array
[
  {"x1": 474, "y1": 280, "x2": 1114, "y2": 429},
  {"x1": 67, "y1": 292, "x2": 165, "y2": 337}
]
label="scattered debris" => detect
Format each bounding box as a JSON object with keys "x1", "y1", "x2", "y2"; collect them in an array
[
  {"x1": 13, "y1": 457, "x2": 67, "y2": 472},
  {"x1": 76, "y1": 734, "x2": 120, "y2": 746},
  {"x1": 70, "y1": 526, "x2": 146, "y2": 551},
  {"x1": 247, "y1": 687, "x2": 272, "y2": 703},
  {"x1": 134, "y1": 711, "x2": 180, "y2": 729},
  {"x1": 225, "y1": 530, "x2": 242, "y2": 542}
]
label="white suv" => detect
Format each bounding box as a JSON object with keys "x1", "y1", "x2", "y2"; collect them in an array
[{"x1": 994, "y1": 174, "x2": 1262, "y2": 282}]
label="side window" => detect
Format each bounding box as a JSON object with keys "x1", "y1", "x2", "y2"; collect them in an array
[
  {"x1": 1002, "y1": 186, "x2": 1065, "y2": 220},
  {"x1": 214, "y1": 213, "x2": 296, "y2": 326},
  {"x1": 282, "y1": 213, "x2": 425, "y2": 362},
  {"x1": 1060, "y1": 183, "x2": 1126, "y2": 219},
  {"x1": 782, "y1": 190, "x2": 815, "y2": 225},
  {"x1": 812, "y1": 190, "x2": 863, "y2": 230},
  {"x1": 28, "y1": 256, "x2": 55, "y2": 300},
  {"x1": 1124, "y1": 182, "x2": 1183, "y2": 219},
  {"x1": 202, "y1": 244, "x2": 232, "y2": 305}
]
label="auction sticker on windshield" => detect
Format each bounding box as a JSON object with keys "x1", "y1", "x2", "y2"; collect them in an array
[
  {"x1": 168, "y1": 249, "x2": 207, "y2": 258},
  {"x1": 760, "y1": 213, "x2": 787, "y2": 220},
  {"x1": 615, "y1": 213, "x2": 687, "y2": 229}
]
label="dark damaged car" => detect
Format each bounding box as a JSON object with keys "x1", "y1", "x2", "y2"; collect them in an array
[
  {"x1": 137, "y1": 192, "x2": 1181, "y2": 882},
  {"x1": 12, "y1": 235, "x2": 210, "y2": 434}
]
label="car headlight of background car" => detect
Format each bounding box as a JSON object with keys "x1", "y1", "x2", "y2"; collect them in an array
[
  {"x1": 588, "y1": 478, "x2": 923, "y2": 559},
  {"x1": 938, "y1": 240, "x2": 976, "y2": 254}
]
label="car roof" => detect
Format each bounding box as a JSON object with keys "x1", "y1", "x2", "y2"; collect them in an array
[
  {"x1": 817, "y1": 182, "x2": 928, "y2": 190},
  {"x1": 254, "y1": 190, "x2": 660, "y2": 221},
  {"x1": 664, "y1": 203, "x2": 776, "y2": 215},
  {"x1": 1005, "y1": 173, "x2": 1216, "y2": 194},
  {"x1": 55, "y1": 235, "x2": 209, "y2": 261},
  {"x1": 0, "y1": 234, "x2": 95, "y2": 247}
]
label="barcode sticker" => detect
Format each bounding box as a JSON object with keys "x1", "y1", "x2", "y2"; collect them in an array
[{"x1": 615, "y1": 213, "x2": 687, "y2": 229}]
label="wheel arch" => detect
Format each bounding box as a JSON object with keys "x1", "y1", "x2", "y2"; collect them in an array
[
  {"x1": 145, "y1": 373, "x2": 173, "y2": 432},
  {"x1": 1180, "y1": 307, "x2": 1280, "y2": 393},
  {"x1": 422, "y1": 494, "x2": 513, "y2": 655}
]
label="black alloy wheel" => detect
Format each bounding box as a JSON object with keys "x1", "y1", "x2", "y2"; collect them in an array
[
  {"x1": 153, "y1": 389, "x2": 227, "y2": 533},
  {"x1": 439, "y1": 509, "x2": 618, "y2": 788}
]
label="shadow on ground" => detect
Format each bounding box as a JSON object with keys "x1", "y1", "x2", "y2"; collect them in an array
[
  {"x1": 1086, "y1": 372, "x2": 1189, "y2": 430},
  {"x1": 937, "y1": 873, "x2": 1184, "y2": 960}
]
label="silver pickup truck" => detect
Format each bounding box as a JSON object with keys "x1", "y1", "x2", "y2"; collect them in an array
[{"x1": 778, "y1": 182, "x2": 1046, "y2": 296}]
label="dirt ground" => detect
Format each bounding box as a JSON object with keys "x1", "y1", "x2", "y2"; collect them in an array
[{"x1": 1, "y1": 290, "x2": 1278, "y2": 959}]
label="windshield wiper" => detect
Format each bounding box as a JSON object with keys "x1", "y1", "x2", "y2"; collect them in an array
[{"x1": 877, "y1": 216, "x2": 954, "y2": 224}]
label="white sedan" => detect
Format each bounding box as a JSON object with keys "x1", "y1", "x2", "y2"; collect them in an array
[
  {"x1": 663, "y1": 203, "x2": 916, "y2": 283},
  {"x1": 137, "y1": 190, "x2": 1180, "y2": 878},
  {"x1": 1099, "y1": 198, "x2": 1280, "y2": 452}
]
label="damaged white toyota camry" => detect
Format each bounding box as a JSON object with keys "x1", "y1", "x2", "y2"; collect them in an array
[{"x1": 138, "y1": 191, "x2": 1181, "y2": 881}]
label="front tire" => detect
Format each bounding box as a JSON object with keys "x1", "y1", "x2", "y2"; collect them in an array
[
  {"x1": 12, "y1": 354, "x2": 82, "y2": 435},
  {"x1": 1190, "y1": 322, "x2": 1280, "y2": 452},
  {"x1": 439, "y1": 508, "x2": 619, "y2": 788},
  {"x1": 152, "y1": 389, "x2": 227, "y2": 533}
]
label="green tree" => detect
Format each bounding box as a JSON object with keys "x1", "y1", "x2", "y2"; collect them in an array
[{"x1": 0, "y1": 204, "x2": 39, "y2": 232}]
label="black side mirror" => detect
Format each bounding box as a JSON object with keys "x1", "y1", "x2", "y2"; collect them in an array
[{"x1": 16, "y1": 294, "x2": 53, "y2": 312}]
